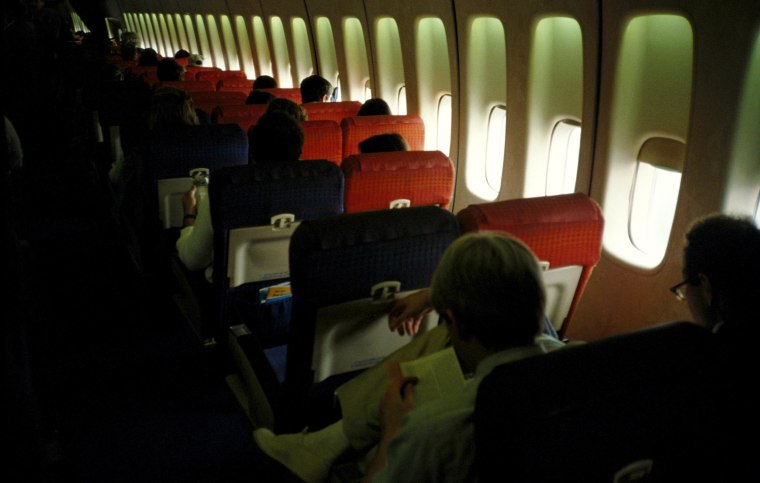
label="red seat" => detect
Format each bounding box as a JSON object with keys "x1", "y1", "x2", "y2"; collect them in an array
[
  {"x1": 159, "y1": 79, "x2": 216, "y2": 93},
  {"x1": 218, "y1": 78, "x2": 255, "y2": 95},
  {"x1": 256, "y1": 87, "x2": 302, "y2": 103},
  {"x1": 301, "y1": 120, "x2": 343, "y2": 165},
  {"x1": 456, "y1": 193, "x2": 604, "y2": 337},
  {"x1": 340, "y1": 114, "x2": 425, "y2": 159},
  {"x1": 190, "y1": 90, "x2": 247, "y2": 114},
  {"x1": 302, "y1": 101, "x2": 362, "y2": 125},
  {"x1": 212, "y1": 104, "x2": 268, "y2": 132},
  {"x1": 341, "y1": 150, "x2": 454, "y2": 213},
  {"x1": 195, "y1": 70, "x2": 248, "y2": 84}
]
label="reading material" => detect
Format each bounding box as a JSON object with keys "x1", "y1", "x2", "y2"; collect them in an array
[{"x1": 399, "y1": 347, "x2": 467, "y2": 406}]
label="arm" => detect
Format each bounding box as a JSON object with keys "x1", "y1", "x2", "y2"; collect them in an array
[
  {"x1": 388, "y1": 288, "x2": 432, "y2": 336},
  {"x1": 176, "y1": 185, "x2": 214, "y2": 272},
  {"x1": 361, "y1": 362, "x2": 417, "y2": 483}
]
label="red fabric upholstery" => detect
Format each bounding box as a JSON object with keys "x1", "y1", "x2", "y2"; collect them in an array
[
  {"x1": 159, "y1": 79, "x2": 216, "y2": 93},
  {"x1": 212, "y1": 104, "x2": 268, "y2": 132},
  {"x1": 456, "y1": 193, "x2": 604, "y2": 336},
  {"x1": 218, "y1": 78, "x2": 254, "y2": 94},
  {"x1": 340, "y1": 115, "x2": 425, "y2": 159},
  {"x1": 195, "y1": 70, "x2": 248, "y2": 84},
  {"x1": 302, "y1": 101, "x2": 362, "y2": 124},
  {"x1": 342, "y1": 150, "x2": 455, "y2": 213},
  {"x1": 301, "y1": 120, "x2": 343, "y2": 165},
  {"x1": 257, "y1": 87, "x2": 302, "y2": 103},
  {"x1": 190, "y1": 90, "x2": 247, "y2": 114}
]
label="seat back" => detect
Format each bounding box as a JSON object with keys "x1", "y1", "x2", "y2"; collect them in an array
[
  {"x1": 217, "y1": 78, "x2": 255, "y2": 95},
  {"x1": 341, "y1": 150, "x2": 455, "y2": 213},
  {"x1": 146, "y1": 124, "x2": 249, "y2": 231},
  {"x1": 456, "y1": 193, "x2": 603, "y2": 336},
  {"x1": 340, "y1": 114, "x2": 425, "y2": 159},
  {"x1": 211, "y1": 104, "x2": 268, "y2": 132},
  {"x1": 195, "y1": 70, "x2": 247, "y2": 84},
  {"x1": 158, "y1": 79, "x2": 215, "y2": 93},
  {"x1": 190, "y1": 90, "x2": 247, "y2": 115},
  {"x1": 475, "y1": 321, "x2": 725, "y2": 483},
  {"x1": 256, "y1": 87, "x2": 302, "y2": 103},
  {"x1": 209, "y1": 161, "x2": 345, "y2": 345},
  {"x1": 301, "y1": 120, "x2": 343, "y2": 165},
  {"x1": 302, "y1": 101, "x2": 362, "y2": 125},
  {"x1": 285, "y1": 206, "x2": 460, "y2": 424}
]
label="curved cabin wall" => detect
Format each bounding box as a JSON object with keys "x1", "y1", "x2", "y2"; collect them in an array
[
  {"x1": 573, "y1": 0, "x2": 760, "y2": 341},
  {"x1": 110, "y1": 0, "x2": 759, "y2": 342}
]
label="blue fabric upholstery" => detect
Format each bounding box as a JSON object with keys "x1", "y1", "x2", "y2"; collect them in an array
[{"x1": 208, "y1": 160, "x2": 345, "y2": 345}]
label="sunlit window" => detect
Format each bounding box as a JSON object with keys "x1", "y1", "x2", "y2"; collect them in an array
[
  {"x1": 344, "y1": 17, "x2": 370, "y2": 102},
  {"x1": 220, "y1": 15, "x2": 240, "y2": 71},
  {"x1": 165, "y1": 15, "x2": 179, "y2": 54},
  {"x1": 364, "y1": 80, "x2": 372, "y2": 101},
  {"x1": 628, "y1": 137, "x2": 685, "y2": 259},
  {"x1": 485, "y1": 105, "x2": 507, "y2": 193},
  {"x1": 397, "y1": 86, "x2": 407, "y2": 115},
  {"x1": 195, "y1": 15, "x2": 212, "y2": 66},
  {"x1": 175, "y1": 14, "x2": 188, "y2": 51},
  {"x1": 235, "y1": 16, "x2": 255, "y2": 79},
  {"x1": 252, "y1": 16, "x2": 272, "y2": 78},
  {"x1": 546, "y1": 120, "x2": 581, "y2": 195},
  {"x1": 206, "y1": 15, "x2": 226, "y2": 69},
  {"x1": 436, "y1": 94, "x2": 452, "y2": 156},
  {"x1": 157, "y1": 14, "x2": 172, "y2": 56},
  {"x1": 184, "y1": 15, "x2": 198, "y2": 56},
  {"x1": 629, "y1": 163, "x2": 681, "y2": 257}
]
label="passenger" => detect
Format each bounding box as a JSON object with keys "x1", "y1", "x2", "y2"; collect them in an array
[
  {"x1": 137, "y1": 47, "x2": 159, "y2": 66},
  {"x1": 245, "y1": 90, "x2": 276, "y2": 105},
  {"x1": 156, "y1": 58, "x2": 185, "y2": 82},
  {"x1": 300, "y1": 74, "x2": 333, "y2": 104},
  {"x1": 674, "y1": 214, "x2": 760, "y2": 482},
  {"x1": 358, "y1": 133, "x2": 409, "y2": 154},
  {"x1": 253, "y1": 231, "x2": 566, "y2": 483},
  {"x1": 253, "y1": 75, "x2": 278, "y2": 89},
  {"x1": 357, "y1": 98, "x2": 392, "y2": 116},
  {"x1": 177, "y1": 111, "x2": 304, "y2": 281},
  {"x1": 174, "y1": 48, "x2": 190, "y2": 67},
  {"x1": 265, "y1": 97, "x2": 308, "y2": 122},
  {"x1": 120, "y1": 41, "x2": 138, "y2": 62}
]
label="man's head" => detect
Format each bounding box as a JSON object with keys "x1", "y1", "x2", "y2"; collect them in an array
[
  {"x1": 300, "y1": 75, "x2": 333, "y2": 104},
  {"x1": 358, "y1": 133, "x2": 409, "y2": 154},
  {"x1": 253, "y1": 75, "x2": 278, "y2": 89},
  {"x1": 431, "y1": 231, "x2": 545, "y2": 364},
  {"x1": 248, "y1": 111, "x2": 304, "y2": 163},
  {"x1": 156, "y1": 58, "x2": 185, "y2": 82},
  {"x1": 681, "y1": 214, "x2": 760, "y2": 335},
  {"x1": 266, "y1": 98, "x2": 308, "y2": 122}
]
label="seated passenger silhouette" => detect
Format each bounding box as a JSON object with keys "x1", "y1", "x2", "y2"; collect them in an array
[
  {"x1": 300, "y1": 75, "x2": 333, "y2": 104},
  {"x1": 358, "y1": 133, "x2": 409, "y2": 154},
  {"x1": 156, "y1": 58, "x2": 185, "y2": 82},
  {"x1": 265, "y1": 97, "x2": 308, "y2": 123},
  {"x1": 253, "y1": 75, "x2": 278, "y2": 90},
  {"x1": 357, "y1": 98, "x2": 392, "y2": 116},
  {"x1": 245, "y1": 90, "x2": 276, "y2": 105}
]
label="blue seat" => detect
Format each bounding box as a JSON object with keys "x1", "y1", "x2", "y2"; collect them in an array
[{"x1": 208, "y1": 160, "x2": 345, "y2": 345}]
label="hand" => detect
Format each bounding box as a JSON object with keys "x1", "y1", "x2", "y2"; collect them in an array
[
  {"x1": 388, "y1": 288, "x2": 432, "y2": 336},
  {"x1": 182, "y1": 184, "x2": 198, "y2": 215},
  {"x1": 379, "y1": 361, "x2": 418, "y2": 440}
]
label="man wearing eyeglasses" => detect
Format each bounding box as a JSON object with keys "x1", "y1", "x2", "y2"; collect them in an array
[{"x1": 672, "y1": 213, "x2": 760, "y2": 482}]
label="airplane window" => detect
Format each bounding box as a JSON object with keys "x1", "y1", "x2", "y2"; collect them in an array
[
  {"x1": 436, "y1": 95, "x2": 452, "y2": 156},
  {"x1": 270, "y1": 16, "x2": 293, "y2": 87},
  {"x1": 293, "y1": 18, "x2": 314, "y2": 83},
  {"x1": 150, "y1": 14, "x2": 165, "y2": 56},
  {"x1": 545, "y1": 120, "x2": 581, "y2": 195},
  {"x1": 157, "y1": 14, "x2": 172, "y2": 57},
  {"x1": 315, "y1": 18, "x2": 338, "y2": 91},
  {"x1": 194, "y1": 15, "x2": 212, "y2": 67},
  {"x1": 252, "y1": 16, "x2": 272, "y2": 78},
  {"x1": 175, "y1": 14, "x2": 188, "y2": 52},
  {"x1": 184, "y1": 15, "x2": 199, "y2": 57},
  {"x1": 235, "y1": 16, "x2": 256, "y2": 79},
  {"x1": 602, "y1": 14, "x2": 692, "y2": 269},
  {"x1": 397, "y1": 86, "x2": 407, "y2": 115},
  {"x1": 375, "y1": 18, "x2": 405, "y2": 112},
  {"x1": 629, "y1": 162, "x2": 681, "y2": 257},
  {"x1": 138, "y1": 14, "x2": 150, "y2": 49},
  {"x1": 206, "y1": 15, "x2": 227, "y2": 69},
  {"x1": 164, "y1": 14, "x2": 179, "y2": 54},
  {"x1": 220, "y1": 15, "x2": 240, "y2": 71},
  {"x1": 343, "y1": 17, "x2": 371, "y2": 102},
  {"x1": 485, "y1": 105, "x2": 507, "y2": 194},
  {"x1": 416, "y1": 17, "x2": 452, "y2": 151}
]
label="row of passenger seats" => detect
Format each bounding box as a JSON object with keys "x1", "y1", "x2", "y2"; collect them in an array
[{"x1": 224, "y1": 192, "x2": 604, "y2": 434}]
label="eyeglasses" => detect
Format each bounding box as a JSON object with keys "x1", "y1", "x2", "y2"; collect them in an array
[{"x1": 670, "y1": 279, "x2": 689, "y2": 301}]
